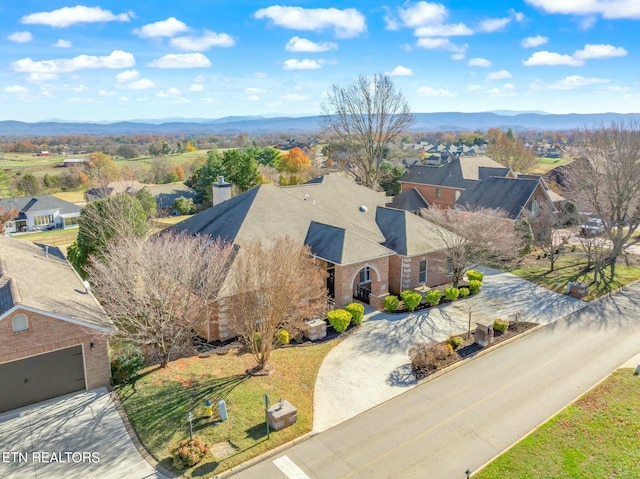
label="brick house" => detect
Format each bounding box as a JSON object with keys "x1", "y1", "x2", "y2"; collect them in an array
[
  {"x1": 166, "y1": 174, "x2": 455, "y2": 342},
  {"x1": 0, "y1": 237, "x2": 115, "y2": 413}
]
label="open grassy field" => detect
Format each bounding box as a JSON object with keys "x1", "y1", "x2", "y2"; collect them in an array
[
  {"x1": 1, "y1": 152, "x2": 66, "y2": 177},
  {"x1": 117, "y1": 341, "x2": 339, "y2": 477},
  {"x1": 52, "y1": 190, "x2": 86, "y2": 204},
  {"x1": 476, "y1": 369, "x2": 640, "y2": 478},
  {"x1": 511, "y1": 251, "x2": 640, "y2": 301},
  {"x1": 12, "y1": 228, "x2": 79, "y2": 254},
  {"x1": 531, "y1": 157, "x2": 571, "y2": 174}
]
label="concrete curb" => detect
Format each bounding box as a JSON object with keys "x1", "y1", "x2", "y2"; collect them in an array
[{"x1": 108, "y1": 387, "x2": 177, "y2": 479}]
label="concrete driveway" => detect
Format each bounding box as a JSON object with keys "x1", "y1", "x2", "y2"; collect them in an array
[
  {"x1": 313, "y1": 268, "x2": 587, "y2": 432},
  {"x1": 0, "y1": 388, "x2": 167, "y2": 479}
]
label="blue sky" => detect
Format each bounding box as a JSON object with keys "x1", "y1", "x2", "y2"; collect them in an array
[{"x1": 0, "y1": 1, "x2": 638, "y2": 122}]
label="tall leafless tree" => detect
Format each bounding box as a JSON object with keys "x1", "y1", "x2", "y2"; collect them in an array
[
  {"x1": 87, "y1": 232, "x2": 234, "y2": 367},
  {"x1": 0, "y1": 207, "x2": 17, "y2": 235},
  {"x1": 526, "y1": 203, "x2": 568, "y2": 272},
  {"x1": 568, "y1": 121, "x2": 640, "y2": 279},
  {"x1": 230, "y1": 238, "x2": 327, "y2": 372},
  {"x1": 322, "y1": 73, "x2": 415, "y2": 189},
  {"x1": 420, "y1": 206, "x2": 523, "y2": 287},
  {"x1": 486, "y1": 127, "x2": 537, "y2": 173}
]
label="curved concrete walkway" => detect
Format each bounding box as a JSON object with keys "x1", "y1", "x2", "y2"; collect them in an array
[{"x1": 313, "y1": 268, "x2": 587, "y2": 432}]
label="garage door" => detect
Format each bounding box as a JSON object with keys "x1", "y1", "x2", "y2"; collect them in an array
[{"x1": 0, "y1": 345, "x2": 85, "y2": 414}]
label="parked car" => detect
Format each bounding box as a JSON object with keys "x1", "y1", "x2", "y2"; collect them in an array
[{"x1": 580, "y1": 218, "x2": 605, "y2": 237}]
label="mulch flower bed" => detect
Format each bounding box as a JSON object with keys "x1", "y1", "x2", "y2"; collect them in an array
[{"x1": 412, "y1": 321, "x2": 539, "y2": 380}]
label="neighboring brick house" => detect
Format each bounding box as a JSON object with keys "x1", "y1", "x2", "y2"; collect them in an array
[
  {"x1": 0, "y1": 237, "x2": 115, "y2": 413},
  {"x1": 399, "y1": 156, "x2": 515, "y2": 209},
  {"x1": 0, "y1": 195, "x2": 82, "y2": 235},
  {"x1": 166, "y1": 174, "x2": 455, "y2": 342}
]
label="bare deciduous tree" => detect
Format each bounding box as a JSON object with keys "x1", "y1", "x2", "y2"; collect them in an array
[
  {"x1": 568, "y1": 121, "x2": 640, "y2": 279},
  {"x1": 230, "y1": 238, "x2": 327, "y2": 372},
  {"x1": 87, "y1": 232, "x2": 234, "y2": 367},
  {"x1": 527, "y1": 204, "x2": 568, "y2": 272},
  {"x1": 0, "y1": 207, "x2": 17, "y2": 235},
  {"x1": 420, "y1": 206, "x2": 523, "y2": 287},
  {"x1": 577, "y1": 231, "x2": 609, "y2": 284},
  {"x1": 486, "y1": 127, "x2": 537, "y2": 173},
  {"x1": 322, "y1": 73, "x2": 415, "y2": 189}
]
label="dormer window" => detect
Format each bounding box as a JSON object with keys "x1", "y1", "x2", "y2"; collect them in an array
[{"x1": 12, "y1": 314, "x2": 29, "y2": 332}]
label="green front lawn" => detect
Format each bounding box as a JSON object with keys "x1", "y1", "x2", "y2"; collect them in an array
[
  {"x1": 511, "y1": 252, "x2": 640, "y2": 301},
  {"x1": 117, "y1": 342, "x2": 338, "y2": 477},
  {"x1": 476, "y1": 369, "x2": 640, "y2": 478}
]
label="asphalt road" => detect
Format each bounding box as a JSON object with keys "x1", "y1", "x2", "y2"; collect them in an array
[{"x1": 228, "y1": 283, "x2": 640, "y2": 479}]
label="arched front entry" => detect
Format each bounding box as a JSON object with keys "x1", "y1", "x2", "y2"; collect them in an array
[{"x1": 353, "y1": 266, "x2": 374, "y2": 304}]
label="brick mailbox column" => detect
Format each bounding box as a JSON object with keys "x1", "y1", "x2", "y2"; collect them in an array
[{"x1": 267, "y1": 400, "x2": 298, "y2": 431}]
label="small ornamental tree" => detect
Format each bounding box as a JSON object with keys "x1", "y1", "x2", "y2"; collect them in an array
[
  {"x1": 400, "y1": 290, "x2": 422, "y2": 312},
  {"x1": 345, "y1": 303, "x2": 365, "y2": 325},
  {"x1": 327, "y1": 309, "x2": 352, "y2": 333}
]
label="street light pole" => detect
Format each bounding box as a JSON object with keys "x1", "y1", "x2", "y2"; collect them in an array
[
  {"x1": 467, "y1": 306, "x2": 472, "y2": 339},
  {"x1": 187, "y1": 412, "x2": 193, "y2": 441}
]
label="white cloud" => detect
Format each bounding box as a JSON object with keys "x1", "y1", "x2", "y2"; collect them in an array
[
  {"x1": 543, "y1": 75, "x2": 611, "y2": 90},
  {"x1": 134, "y1": 17, "x2": 188, "y2": 38},
  {"x1": 98, "y1": 90, "x2": 116, "y2": 96},
  {"x1": 66, "y1": 84, "x2": 89, "y2": 92},
  {"x1": 398, "y1": 2, "x2": 448, "y2": 28},
  {"x1": 486, "y1": 84, "x2": 517, "y2": 96},
  {"x1": 193, "y1": 75, "x2": 206, "y2": 83},
  {"x1": 285, "y1": 36, "x2": 338, "y2": 52},
  {"x1": 126, "y1": 79, "x2": 155, "y2": 90},
  {"x1": 54, "y1": 39, "x2": 72, "y2": 48},
  {"x1": 417, "y1": 85, "x2": 456, "y2": 97},
  {"x1": 21, "y1": 6, "x2": 133, "y2": 28},
  {"x1": 523, "y1": 44, "x2": 627, "y2": 66},
  {"x1": 148, "y1": 53, "x2": 211, "y2": 69},
  {"x1": 156, "y1": 88, "x2": 182, "y2": 97},
  {"x1": 477, "y1": 17, "x2": 510, "y2": 32},
  {"x1": 8, "y1": 31, "x2": 33, "y2": 43},
  {"x1": 487, "y1": 70, "x2": 512, "y2": 81},
  {"x1": 116, "y1": 69, "x2": 140, "y2": 83},
  {"x1": 466, "y1": 84, "x2": 484, "y2": 92},
  {"x1": 414, "y1": 23, "x2": 472, "y2": 36},
  {"x1": 12, "y1": 50, "x2": 135, "y2": 74},
  {"x1": 26, "y1": 72, "x2": 58, "y2": 82},
  {"x1": 524, "y1": 0, "x2": 640, "y2": 19},
  {"x1": 468, "y1": 57, "x2": 491, "y2": 67},
  {"x1": 118, "y1": 96, "x2": 129, "y2": 102},
  {"x1": 521, "y1": 35, "x2": 548, "y2": 48},
  {"x1": 282, "y1": 58, "x2": 322, "y2": 70},
  {"x1": 574, "y1": 44, "x2": 627, "y2": 60},
  {"x1": 246, "y1": 87, "x2": 266, "y2": 94},
  {"x1": 4, "y1": 85, "x2": 28, "y2": 94},
  {"x1": 281, "y1": 94, "x2": 309, "y2": 101},
  {"x1": 579, "y1": 16, "x2": 597, "y2": 30},
  {"x1": 203, "y1": 97, "x2": 215, "y2": 104},
  {"x1": 416, "y1": 38, "x2": 467, "y2": 53},
  {"x1": 254, "y1": 6, "x2": 366, "y2": 38},
  {"x1": 386, "y1": 65, "x2": 413, "y2": 76},
  {"x1": 247, "y1": 95, "x2": 261, "y2": 101},
  {"x1": 170, "y1": 31, "x2": 235, "y2": 50},
  {"x1": 188, "y1": 84, "x2": 204, "y2": 92},
  {"x1": 523, "y1": 51, "x2": 582, "y2": 66}
]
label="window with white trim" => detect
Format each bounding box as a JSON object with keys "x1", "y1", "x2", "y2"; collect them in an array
[
  {"x1": 359, "y1": 267, "x2": 371, "y2": 284},
  {"x1": 34, "y1": 214, "x2": 54, "y2": 226},
  {"x1": 419, "y1": 259, "x2": 427, "y2": 284},
  {"x1": 12, "y1": 314, "x2": 28, "y2": 332}
]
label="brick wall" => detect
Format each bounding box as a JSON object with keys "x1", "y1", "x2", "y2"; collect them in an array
[
  {"x1": 334, "y1": 256, "x2": 389, "y2": 309},
  {"x1": 400, "y1": 182, "x2": 461, "y2": 208},
  {"x1": 0, "y1": 309, "x2": 111, "y2": 389},
  {"x1": 388, "y1": 251, "x2": 452, "y2": 295}
]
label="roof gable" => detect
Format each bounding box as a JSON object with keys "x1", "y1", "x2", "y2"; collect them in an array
[
  {"x1": 455, "y1": 177, "x2": 543, "y2": 219},
  {"x1": 386, "y1": 188, "x2": 429, "y2": 213}
]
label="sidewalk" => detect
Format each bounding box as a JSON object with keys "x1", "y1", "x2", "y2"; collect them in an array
[{"x1": 313, "y1": 268, "x2": 587, "y2": 432}]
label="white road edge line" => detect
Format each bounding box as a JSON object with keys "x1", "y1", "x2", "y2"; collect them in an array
[{"x1": 272, "y1": 455, "x2": 311, "y2": 479}]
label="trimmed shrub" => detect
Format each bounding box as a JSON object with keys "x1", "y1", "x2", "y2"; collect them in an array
[
  {"x1": 327, "y1": 309, "x2": 352, "y2": 333},
  {"x1": 275, "y1": 329, "x2": 290, "y2": 346},
  {"x1": 345, "y1": 302, "x2": 365, "y2": 325},
  {"x1": 493, "y1": 318, "x2": 509, "y2": 333},
  {"x1": 468, "y1": 279, "x2": 482, "y2": 295},
  {"x1": 444, "y1": 287, "x2": 460, "y2": 301},
  {"x1": 459, "y1": 287, "x2": 470, "y2": 298},
  {"x1": 171, "y1": 437, "x2": 208, "y2": 469},
  {"x1": 440, "y1": 342, "x2": 454, "y2": 358},
  {"x1": 384, "y1": 295, "x2": 400, "y2": 313},
  {"x1": 110, "y1": 344, "x2": 144, "y2": 384},
  {"x1": 401, "y1": 290, "x2": 422, "y2": 312},
  {"x1": 447, "y1": 335, "x2": 463, "y2": 349},
  {"x1": 425, "y1": 289, "x2": 442, "y2": 307},
  {"x1": 409, "y1": 342, "x2": 451, "y2": 372},
  {"x1": 466, "y1": 270, "x2": 484, "y2": 282}
]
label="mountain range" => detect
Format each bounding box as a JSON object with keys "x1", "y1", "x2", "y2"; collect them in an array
[{"x1": 1, "y1": 112, "x2": 639, "y2": 136}]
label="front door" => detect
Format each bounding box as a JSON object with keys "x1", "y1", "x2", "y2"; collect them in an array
[{"x1": 353, "y1": 266, "x2": 372, "y2": 304}]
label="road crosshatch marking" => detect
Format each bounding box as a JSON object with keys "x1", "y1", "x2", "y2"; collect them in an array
[{"x1": 273, "y1": 455, "x2": 311, "y2": 479}]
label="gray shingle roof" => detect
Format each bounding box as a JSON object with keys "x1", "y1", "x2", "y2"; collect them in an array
[
  {"x1": 0, "y1": 195, "x2": 81, "y2": 221},
  {"x1": 455, "y1": 177, "x2": 542, "y2": 219},
  {"x1": 399, "y1": 156, "x2": 511, "y2": 189},
  {"x1": 0, "y1": 237, "x2": 114, "y2": 331},
  {"x1": 386, "y1": 188, "x2": 429, "y2": 213}
]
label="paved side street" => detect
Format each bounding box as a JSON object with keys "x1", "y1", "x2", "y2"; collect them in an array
[
  {"x1": 313, "y1": 268, "x2": 586, "y2": 432},
  {"x1": 229, "y1": 281, "x2": 640, "y2": 479},
  {"x1": 0, "y1": 388, "x2": 166, "y2": 479}
]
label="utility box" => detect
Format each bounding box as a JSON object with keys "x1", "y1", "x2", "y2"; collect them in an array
[
  {"x1": 218, "y1": 400, "x2": 228, "y2": 421},
  {"x1": 474, "y1": 323, "x2": 494, "y2": 348},
  {"x1": 267, "y1": 400, "x2": 298, "y2": 431},
  {"x1": 303, "y1": 319, "x2": 327, "y2": 341},
  {"x1": 570, "y1": 282, "x2": 589, "y2": 299}
]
